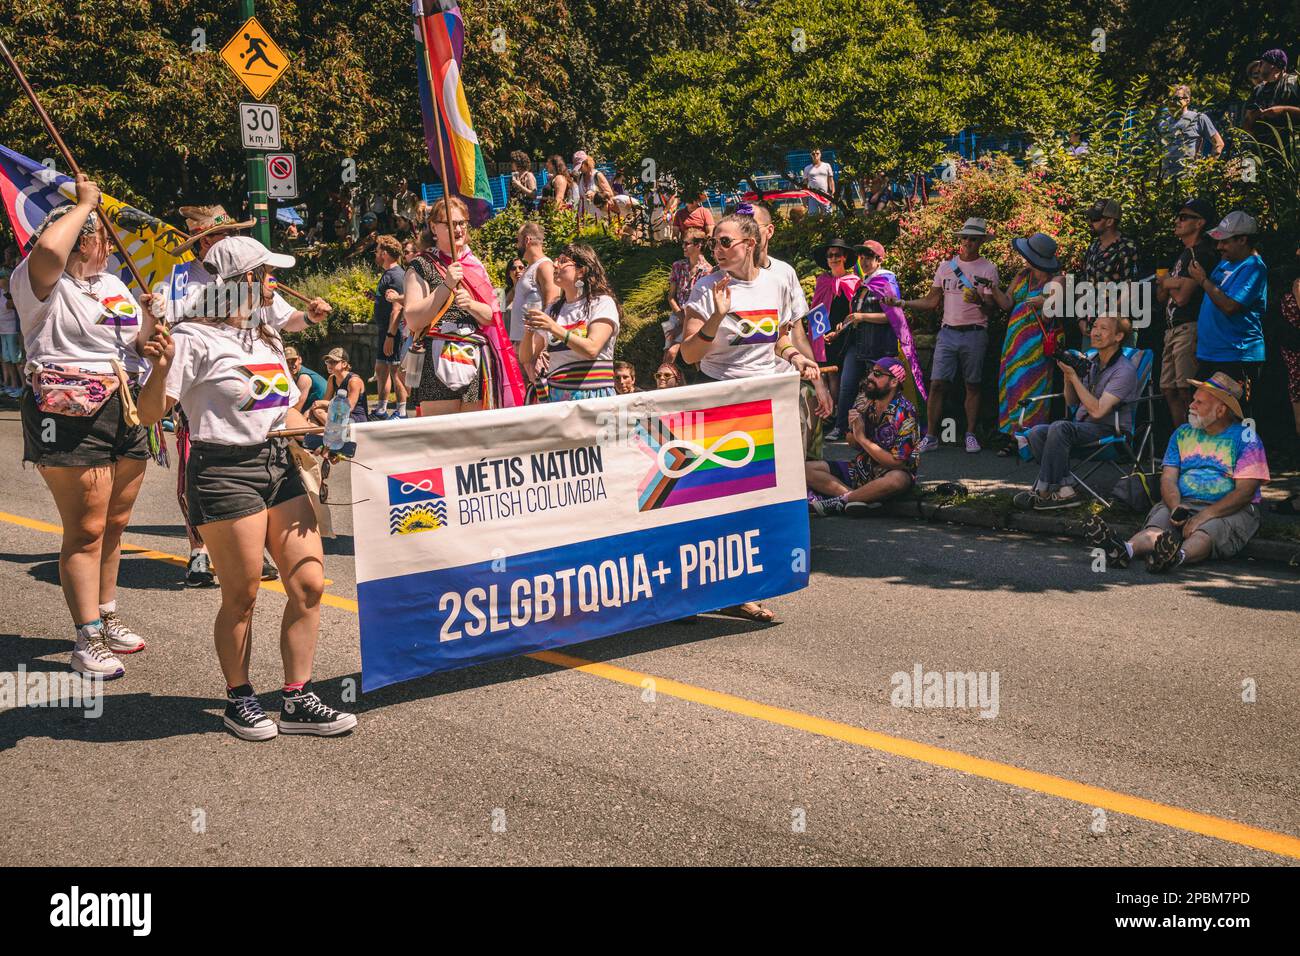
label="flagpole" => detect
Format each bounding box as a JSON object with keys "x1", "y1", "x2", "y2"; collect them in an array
[
  {"x1": 0, "y1": 35, "x2": 149, "y2": 291},
  {"x1": 416, "y1": 9, "x2": 457, "y2": 253}
]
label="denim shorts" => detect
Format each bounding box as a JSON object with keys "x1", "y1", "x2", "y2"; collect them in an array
[
  {"x1": 21, "y1": 387, "x2": 150, "y2": 467},
  {"x1": 187, "y1": 437, "x2": 307, "y2": 527},
  {"x1": 1, "y1": 333, "x2": 21, "y2": 364},
  {"x1": 930, "y1": 325, "x2": 988, "y2": 385}
]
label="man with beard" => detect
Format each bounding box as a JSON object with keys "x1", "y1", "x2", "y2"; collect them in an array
[
  {"x1": 1079, "y1": 198, "x2": 1138, "y2": 345},
  {"x1": 806, "y1": 357, "x2": 918, "y2": 516},
  {"x1": 1084, "y1": 373, "x2": 1268, "y2": 572}
]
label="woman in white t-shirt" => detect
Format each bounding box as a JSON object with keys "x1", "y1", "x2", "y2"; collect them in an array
[
  {"x1": 12, "y1": 178, "x2": 167, "y2": 679},
  {"x1": 679, "y1": 214, "x2": 821, "y2": 625},
  {"x1": 519, "y1": 242, "x2": 621, "y2": 401},
  {"x1": 137, "y1": 236, "x2": 356, "y2": 742}
]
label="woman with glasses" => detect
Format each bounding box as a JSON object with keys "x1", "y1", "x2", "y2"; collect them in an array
[
  {"x1": 664, "y1": 227, "x2": 714, "y2": 370},
  {"x1": 136, "y1": 236, "x2": 356, "y2": 741},
  {"x1": 519, "y1": 242, "x2": 622, "y2": 401},
  {"x1": 402, "y1": 197, "x2": 525, "y2": 415},
  {"x1": 678, "y1": 214, "x2": 821, "y2": 624},
  {"x1": 811, "y1": 239, "x2": 861, "y2": 441},
  {"x1": 653, "y1": 364, "x2": 685, "y2": 389}
]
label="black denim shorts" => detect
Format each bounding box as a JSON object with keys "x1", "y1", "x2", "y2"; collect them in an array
[
  {"x1": 186, "y1": 437, "x2": 307, "y2": 527},
  {"x1": 21, "y1": 387, "x2": 150, "y2": 467}
]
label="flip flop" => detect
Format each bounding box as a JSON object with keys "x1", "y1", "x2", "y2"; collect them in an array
[{"x1": 716, "y1": 602, "x2": 777, "y2": 623}]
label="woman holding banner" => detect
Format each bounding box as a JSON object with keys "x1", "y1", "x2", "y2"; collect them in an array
[
  {"x1": 11, "y1": 176, "x2": 165, "y2": 679},
  {"x1": 519, "y1": 242, "x2": 622, "y2": 401},
  {"x1": 402, "y1": 196, "x2": 525, "y2": 415},
  {"x1": 678, "y1": 213, "x2": 822, "y2": 623},
  {"x1": 135, "y1": 235, "x2": 356, "y2": 742}
]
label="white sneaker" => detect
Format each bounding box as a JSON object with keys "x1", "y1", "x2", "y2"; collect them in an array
[
  {"x1": 101, "y1": 612, "x2": 146, "y2": 654},
  {"x1": 964, "y1": 433, "x2": 982, "y2": 453},
  {"x1": 71, "y1": 627, "x2": 125, "y2": 679},
  {"x1": 917, "y1": 435, "x2": 940, "y2": 454}
]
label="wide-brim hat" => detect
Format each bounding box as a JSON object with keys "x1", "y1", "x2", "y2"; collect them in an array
[
  {"x1": 814, "y1": 238, "x2": 859, "y2": 270},
  {"x1": 1187, "y1": 372, "x2": 1245, "y2": 419},
  {"x1": 175, "y1": 204, "x2": 256, "y2": 254},
  {"x1": 954, "y1": 217, "x2": 989, "y2": 238},
  {"x1": 1011, "y1": 232, "x2": 1060, "y2": 272}
]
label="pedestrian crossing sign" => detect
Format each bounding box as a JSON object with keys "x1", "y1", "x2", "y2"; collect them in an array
[{"x1": 220, "y1": 17, "x2": 289, "y2": 100}]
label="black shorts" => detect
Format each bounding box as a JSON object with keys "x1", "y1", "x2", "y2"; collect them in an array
[
  {"x1": 21, "y1": 386, "x2": 150, "y2": 467},
  {"x1": 186, "y1": 437, "x2": 307, "y2": 527}
]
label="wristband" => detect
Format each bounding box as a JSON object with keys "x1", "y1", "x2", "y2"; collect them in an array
[
  {"x1": 697, "y1": 330, "x2": 716, "y2": 342},
  {"x1": 563, "y1": 329, "x2": 572, "y2": 346}
]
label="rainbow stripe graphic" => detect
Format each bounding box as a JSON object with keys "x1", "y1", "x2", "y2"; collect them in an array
[
  {"x1": 98, "y1": 294, "x2": 139, "y2": 326},
  {"x1": 637, "y1": 399, "x2": 777, "y2": 511},
  {"x1": 728, "y1": 308, "x2": 779, "y2": 346},
  {"x1": 237, "y1": 363, "x2": 292, "y2": 412}
]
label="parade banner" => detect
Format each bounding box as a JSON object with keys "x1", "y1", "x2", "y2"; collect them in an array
[
  {"x1": 0, "y1": 143, "x2": 201, "y2": 295},
  {"x1": 351, "y1": 376, "x2": 811, "y2": 690}
]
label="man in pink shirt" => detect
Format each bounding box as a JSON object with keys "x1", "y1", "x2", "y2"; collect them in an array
[
  {"x1": 672, "y1": 192, "x2": 715, "y2": 238},
  {"x1": 884, "y1": 217, "x2": 999, "y2": 453}
]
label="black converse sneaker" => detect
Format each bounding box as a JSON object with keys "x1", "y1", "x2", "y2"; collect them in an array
[
  {"x1": 224, "y1": 685, "x2": 278, "y2": 741},
  {"x1": 278, "y1": 682, "x2": 358, "y2": 736}
]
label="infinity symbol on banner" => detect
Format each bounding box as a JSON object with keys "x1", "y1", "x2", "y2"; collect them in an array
[
  {"x1": 400, "y1": 478, "x2": 437, "y2": 496},
  {"x1": 735, "y1": 316, "x2": 777, "y2": 337},
  {"x1": 658, "y1": 431, "x2": 756, "y2": 478}
]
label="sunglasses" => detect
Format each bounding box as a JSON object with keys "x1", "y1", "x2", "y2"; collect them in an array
[
  {"x1": 707, "y1": 236, "x2": 751, "y2": 250},
  {"x1": 826, "y1": 250, "x2": 847, "y2": 258},
  {"x1": 682, "y1": 238, "x2": 703, "y2": 246},
  {"x1": 1176, "y1": 213, "x2": 1204, "y2": 222}
]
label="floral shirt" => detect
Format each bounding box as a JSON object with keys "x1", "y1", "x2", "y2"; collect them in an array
[
  {"x1": 851, "y1": 392, "x2": 919, "y2": 477},
  {"x1": 1163, "y1": 422, "x2": 1269, "y2": 504},
  {"x1": 1082, "y1": 235, "x2": 1138, "y2": 285},
  {"x1": 669, "y1": 258, "x2": 714, "y2": 310}
]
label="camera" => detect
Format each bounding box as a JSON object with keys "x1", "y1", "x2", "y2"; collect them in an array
[{"x1": 1058, "y1": 349, "x2": 1092, "y2": 377}]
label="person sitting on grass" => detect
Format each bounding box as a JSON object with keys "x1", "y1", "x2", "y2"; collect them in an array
[
  {"x1": 1085, "y1": 373, "x2": 1268, "y2": 572},
  {"x1": 1012, "y1": 313, "x2": 1137, "y2": 511},
  {"x1": 806, "y1": 358, "x2": 918, "y2": 517}
]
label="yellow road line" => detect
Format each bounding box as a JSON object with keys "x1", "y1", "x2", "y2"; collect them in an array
[{"x1": 2, "y1": 508, "x2": 1297, "y2": 860}]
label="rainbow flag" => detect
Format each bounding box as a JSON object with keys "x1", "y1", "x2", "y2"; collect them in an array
[
  {"x1": 636, "y1": 399, "x2": 778, "y2": 511},
  {"x1": 412, "y1": 1, "x2": 494, "y2": 225}
]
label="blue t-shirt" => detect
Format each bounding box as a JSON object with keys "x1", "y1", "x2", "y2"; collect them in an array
[
  {"x1": 1196, "y1": 253, "x2": 1266, "y2": 363},
  {"x1": 297, "y1": 366, "x2": 328, "y2": 407}
]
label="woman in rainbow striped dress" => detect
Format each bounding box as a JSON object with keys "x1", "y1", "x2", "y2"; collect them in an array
[
  {"x1": 987, "y1": 232, "x2": 1064, "y2": 454},
  {"x1": 520, "y1": 242, "x2": 622, "y2": 402}
]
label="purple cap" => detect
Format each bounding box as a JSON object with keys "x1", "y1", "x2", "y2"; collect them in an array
[
  {"x1": 873, "y1": 357, "x2": 906, "y2": 385},
  {"x1": 1261, "y1": 49, "x2": 1288, "y2": 69}
]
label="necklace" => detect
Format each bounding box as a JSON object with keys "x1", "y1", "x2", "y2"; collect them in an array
[{"x1": 66, "y1": 271, "x2": 102, "y2": 298}]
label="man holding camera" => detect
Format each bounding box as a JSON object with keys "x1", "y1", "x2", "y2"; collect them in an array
[
  {"x1": 1086, "y1": 373, "x2": 1268, "y2": 571},
  {"x1": 1013, "y1": 314, "x2": 1137, "y2": 510}
]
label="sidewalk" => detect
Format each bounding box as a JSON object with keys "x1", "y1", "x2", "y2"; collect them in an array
[{"x1": 823, "y1": 437, "x2": 1300, "y2": 569}]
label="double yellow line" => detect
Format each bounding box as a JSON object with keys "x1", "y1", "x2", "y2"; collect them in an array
[{"x1": 2, "y1": 508, "x2": 1298, "y2": 861}]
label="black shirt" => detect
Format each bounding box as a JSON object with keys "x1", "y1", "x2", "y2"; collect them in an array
[{"x1": 1165, "y1": 238, "x2": 1218, "y2": 328}]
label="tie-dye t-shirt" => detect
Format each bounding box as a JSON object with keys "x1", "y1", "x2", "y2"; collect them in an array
[{"x1": 1162, "y1": 422, "x2": 1270, "y2": 504}]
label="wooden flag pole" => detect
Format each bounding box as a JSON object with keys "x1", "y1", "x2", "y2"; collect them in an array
[
  {"x1": 416, "y1": 8, "x2": 458, "y2": 251},
  {"x1": 0, "y1": 35, "x2": 149, "y2": 292}
]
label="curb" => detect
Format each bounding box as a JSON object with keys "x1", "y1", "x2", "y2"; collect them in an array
[{"x1": 874, "y1": 498, "x2": 1300, "y2": 571}]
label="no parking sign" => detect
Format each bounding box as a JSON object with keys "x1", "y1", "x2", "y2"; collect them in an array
[{"x1": 265, "y1": 152, "x2": 297, "y2": 199}]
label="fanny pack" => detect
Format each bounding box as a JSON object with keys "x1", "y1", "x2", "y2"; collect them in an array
[
  {"x1": 27, "y1": 361, "x2": 118, "y2": 417},
  {"x1": 433, "y1": 336, "x2": 481, "y2": 389}
]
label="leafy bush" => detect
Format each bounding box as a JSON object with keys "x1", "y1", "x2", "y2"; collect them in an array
[{"x1": 286, "y1": 264, "x2": 379, "y2": 344}]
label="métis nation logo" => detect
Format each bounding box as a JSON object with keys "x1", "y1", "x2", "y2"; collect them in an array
[{"x1": 388, "y1": 467, "x2": 448, "y2": 535}]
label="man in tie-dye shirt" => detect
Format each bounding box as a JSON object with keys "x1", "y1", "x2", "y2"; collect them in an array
[{"x1": 1084, "y1": 372, "x2": 1269, "y2": 571}]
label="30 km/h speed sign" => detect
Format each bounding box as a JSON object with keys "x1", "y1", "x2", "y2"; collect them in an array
[
  {"x1": 265, "y1": 152, "x2": 298, "y2": 199},
  {"x1": 239, "y1": 103, "x2": 281, "y2": 150}
]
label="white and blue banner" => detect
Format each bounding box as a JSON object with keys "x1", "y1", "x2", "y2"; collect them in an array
[{"x1": 351, "y1": 375, "x2": 811, "y2": 690}]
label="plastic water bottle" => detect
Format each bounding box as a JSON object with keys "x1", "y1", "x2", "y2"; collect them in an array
[{"x1": 324, "y1": 391, "x2": 350, "y2": 452}]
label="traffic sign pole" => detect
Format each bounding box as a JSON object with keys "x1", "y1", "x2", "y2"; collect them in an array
[{"x1": 241, "y1": 0, "x2": 270, "y2": 247}]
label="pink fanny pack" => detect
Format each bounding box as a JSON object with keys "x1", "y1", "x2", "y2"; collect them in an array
[{"x1": 28, "y1": 362, "x2": 121, "y2": 417}]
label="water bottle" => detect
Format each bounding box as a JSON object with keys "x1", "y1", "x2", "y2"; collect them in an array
[{"x1": 324, "y1": 391, "x2": 351, "y2": 452}]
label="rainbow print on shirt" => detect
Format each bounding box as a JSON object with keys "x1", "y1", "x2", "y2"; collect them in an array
[
  {"x1": 727, "y1": 308, "x2": 779, "y2": 346},
  {"x1": 636, "y1": 399, "x2": 777, "y2": 511},
  {"x1": 236, "y1": 363, "x2": 292, "y2": 412},
  {"x1": 97, "y1": 294, "x2": 139, "y2": 327}
]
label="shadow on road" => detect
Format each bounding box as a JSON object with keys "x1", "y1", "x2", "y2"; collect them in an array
[
  {"x1": 809, "y1": 519, "x2": 1300, "y2": 613},
  {"x1": 124, "y1": 523, "x2": 189, "y2": 539}
]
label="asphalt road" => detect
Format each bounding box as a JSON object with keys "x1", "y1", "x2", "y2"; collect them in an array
[{"x1": 1, "y1": 409, "x2": 1298, "y2": 866}]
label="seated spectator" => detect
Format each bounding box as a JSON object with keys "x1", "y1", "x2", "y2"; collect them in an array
[
  {"x1": 1189, "y1": 211, "x2": 1267, "y2": 413},
  {"x1": 1012, "y1": 314, "x2": 1138, "y2": 510},
  {"x1": 1086, "y1": 373, "x2": 1268, "y2": 571},
  {"x1": 614, "y1": 361, "x2": 642, "y2": 394},
  {"x1": 310, "y1": 347, "x2": 369, "y2": 425},
  {"x1": 285, "y1": 346, "x2": 328, "y2": 414},
  {"x1": 653, "y1": 364, "x2": 684, "y2": 389},
  {"x1": 806, "y1": 358, "x2": 918, "y2": 517}
]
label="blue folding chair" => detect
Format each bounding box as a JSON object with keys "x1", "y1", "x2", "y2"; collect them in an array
[{"x1": 1015, "y1": 347, "x2": 1158, "y2": 506}]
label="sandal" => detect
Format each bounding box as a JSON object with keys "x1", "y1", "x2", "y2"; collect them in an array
[{"x1": 716, "y1": 602, "x2": 777, "y2": 623}]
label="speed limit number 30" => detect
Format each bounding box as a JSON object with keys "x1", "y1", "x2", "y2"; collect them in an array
[{"x1": 239, "y1": 102, "x2": 281, "y2": 150}]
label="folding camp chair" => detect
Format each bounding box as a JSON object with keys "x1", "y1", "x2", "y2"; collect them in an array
[{"x1": 1015, "y1": 347, "x2": 1158, "y2": 506}]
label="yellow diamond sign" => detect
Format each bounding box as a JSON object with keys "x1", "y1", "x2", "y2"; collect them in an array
[{"x1": 220, "y1": 17, "x2": 289, "y2": 100}]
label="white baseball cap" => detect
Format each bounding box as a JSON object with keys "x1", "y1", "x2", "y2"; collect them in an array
[
  {"x1": 1207, "y1": 211, "x2": 1258, "y2": 240},
  {"x1": 203, "y1": 235, "x2": 295, "y2": 280}
]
